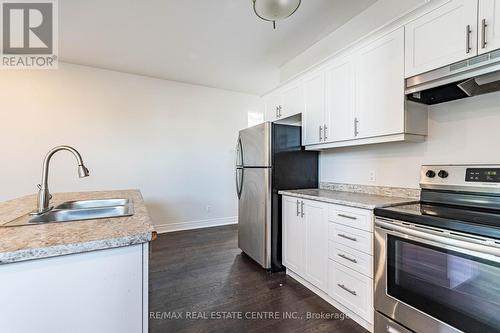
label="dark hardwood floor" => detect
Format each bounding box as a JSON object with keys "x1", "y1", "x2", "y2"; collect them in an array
[{"x1": 149, "y1": 225, "x2": 367, "y2": 333}]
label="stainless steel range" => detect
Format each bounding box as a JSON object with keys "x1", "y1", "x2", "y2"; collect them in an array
[{"x1": 374, "y1": 164, "x2": 500, "y2": 333}]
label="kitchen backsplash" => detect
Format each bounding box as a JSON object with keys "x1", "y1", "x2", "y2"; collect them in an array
[{"x1": 319, "y1": 182, "x2": 420, "y2": 199}]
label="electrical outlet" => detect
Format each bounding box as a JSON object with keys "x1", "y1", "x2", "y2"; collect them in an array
[{"x1": 368, "y1": 170, "x2": 376, "y2": 182}]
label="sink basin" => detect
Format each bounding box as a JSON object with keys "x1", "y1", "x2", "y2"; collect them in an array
[
  {"x1": 54, "y1": 198, "x2": 130, "y2": 210},
  {"x1": 29, "y1": 205, "x2": 133, "y2": 224},
  {"x1": 2, "y1": 198, "x2": 134, "y2": 227}
]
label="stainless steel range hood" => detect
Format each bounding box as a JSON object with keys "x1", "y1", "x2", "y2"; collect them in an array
[{"x1": 406, "y1": 49, "x2": 500, "y2": 105}]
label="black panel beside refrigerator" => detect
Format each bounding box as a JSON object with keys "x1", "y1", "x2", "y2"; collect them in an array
[{"x1": 270, "y1": 123, "x2": 318, "y2": 271}]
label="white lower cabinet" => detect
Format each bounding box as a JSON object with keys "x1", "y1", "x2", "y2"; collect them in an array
[
  {"x1": 303, "y1": 199, "x2": 328, "y2": 291},
  {"x1": 282, "y1": 195, "x2": 305, "y2": 273},
  {"x1": 0, "y1": 244, "x2": 149, "y2": 333},
  {"x1": 282, "y1": 195, "x2": 375, "y2": 331},
  {"x1": 329, "y1": 242, "x2": 373, "y2": 278},
  {"x1": 328, "y1": 260, "x2": 373, "y2": 322},
  {"x1": 282, "y1": 196, "x2": 328, "y2": 291}
]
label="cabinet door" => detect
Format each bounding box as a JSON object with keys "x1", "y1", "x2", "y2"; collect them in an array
[
  {"x1": 479, "y1": 0, "x2": 500, "y2": 54},
  {"x1": 303, "y1": 199, "x2": 328, "y2": 291},
  {"x1": 302, "y1": 71, "x2": 326, "y2": 146},
  {"x1": 405, "y1": 0, "x2": 478, "y2": 77},
  {"x1": 0, "y1": 245, "x2": 145, "y2": 333},
  {"x1": 282, "y1": 196, "x2": 304, "y2": 273},
  {"x1": 355, "y1": 28, "x2": 405, "y2": 139},
  {"x1": 264, "y1": 92, "x2": 281, "y2": 122},
  {"x1": 325, "y1": 57, "x2": 355, "y2": 142},
  {"x1": 281, "y1": 83, "x2": 304, "y2": 118}
]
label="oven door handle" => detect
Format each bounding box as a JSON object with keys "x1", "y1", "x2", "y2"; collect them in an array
[{"x1": 375, "y1": 219, "x2": 500, "y2": 258}]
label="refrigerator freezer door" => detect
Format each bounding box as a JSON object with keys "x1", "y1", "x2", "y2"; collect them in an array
[
  {"x1": 238, "y1": 167, "x2": 271, "y2": 269},
  {"x1": 239, "y1": 122, "x2": 271, "y2": 167}
]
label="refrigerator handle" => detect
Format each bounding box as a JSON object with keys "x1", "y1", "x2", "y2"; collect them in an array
[
  {"x1": 236, "y1": 168, "x2": 244, "y2": 199},
  {"x1": 235, "y1": 169, "x2": 240, "y2": 199},
  {"x1": 237, "y1": 136, "x2": 244, "y2": 167}
]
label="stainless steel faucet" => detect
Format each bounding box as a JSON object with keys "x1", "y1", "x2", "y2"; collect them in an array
[{"x1": 31, "y1": 145, "x2": 90, "y2": 215}]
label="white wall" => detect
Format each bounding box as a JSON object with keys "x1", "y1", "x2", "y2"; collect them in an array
[
  {"x1": 280, "y1": 0, "x2": 426, "y2": 81},
  {"x1": 0, "y1": 63, "x2": 262, "y2": 230},
  {"x1": 320, "y1": 92, "x2": 500, "y2": 188}
]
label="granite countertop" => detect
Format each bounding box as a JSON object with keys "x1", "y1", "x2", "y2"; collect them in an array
[
  {"x1": 0, "y1": 189, "x2": 155, "y2": 264},
  {"x1": 278, "y1": 188, "x2": 418, "y2": 209}
]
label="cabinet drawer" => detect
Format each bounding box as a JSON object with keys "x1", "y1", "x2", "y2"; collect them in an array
[
  {"x1": 328, "y1": 242, "x2": 373, "y2": 278},
  {"x1": 328, "y1": 205, "x2": 372, "y2": 232},
  {"x1": 329, "y1": 223, "x2": 372, "y2": 255},
  {"x1": 328, "y1": 260, "x2": 373, "y2": 324}
]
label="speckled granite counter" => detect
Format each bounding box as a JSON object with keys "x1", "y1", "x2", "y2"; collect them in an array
[
  {"x1": 0, "y1": 190, "x2": 155, "y2": 264},
  {"x1": 278, "y1": 188, "x2": 417, "y2": 210}
]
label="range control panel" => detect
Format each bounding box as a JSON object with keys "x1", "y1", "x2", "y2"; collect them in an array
[
  {"x1": 420, "y1": 164, "x2": 500, "y2": 192},
  {"x1": 466, "y1": 168, "x2": 500, "y2": 183}
]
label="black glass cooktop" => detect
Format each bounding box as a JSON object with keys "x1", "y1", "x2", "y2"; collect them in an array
[{"x1": 375, "y1": 202, "x2": 500, "y2": 241}]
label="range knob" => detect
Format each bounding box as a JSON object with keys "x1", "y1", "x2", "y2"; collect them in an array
[
  {"x1": 438, "y1": 170, "x2": 449, "y2": 178},
  {"x1": 426, "y1": 170, "x2": 436, "y2": 178}
]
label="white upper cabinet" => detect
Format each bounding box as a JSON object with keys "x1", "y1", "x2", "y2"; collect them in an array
[
  {"x1": 281, "y1": 83, "x2": 304, "y2": 118},
  {"x1": 264, "y1": 82, "x2": 304, "y2": 122},
  {"x1": 355, "y1": 28, "x2": 405, "y2": 138},
  {"x1": 325, "y1": 57, "x2": 355, "y2": 142},
  {"x1": 405, "y1": 0, "x2": 478, "y2": 77},
  {"x1": 479, "y1": 0, "x2": 500, "y2": 54},
  {"x1": 302, "y1": 71, "x2": 327, "y2": 146}
]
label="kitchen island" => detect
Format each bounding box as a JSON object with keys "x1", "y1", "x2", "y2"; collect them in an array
[{"x1": 0, "y1": 189, "x2": 155, "y2": 333}]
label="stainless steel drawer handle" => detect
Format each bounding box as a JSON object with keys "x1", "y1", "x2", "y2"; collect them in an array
[
  {"x1": 354, "y1": 117, "x2": 359, "y2": 137},
  {"x1": 319, "y1": 126, "x2": 323, "y2": 141},
  {"x1": 482, "y1": 19, "x2": 488, "y2": 49},
  {"x1": 338, "y1": 233, "x2": 357, "y2": 242},
  {"x1": 338, "y1": 253, "x2": 358, "y2": 263},
  {"x1": 338, "y1": 213, "x2": 357, "y2": 220},
  {"x1": 337, "y1": 284, "x2": 357, "y2": 296},
  {"x1": 466, "y1": 24, "x2": 472, "y2": 54}
]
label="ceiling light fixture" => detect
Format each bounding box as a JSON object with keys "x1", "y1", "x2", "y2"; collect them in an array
[{"x1": 252, "y1": 0, "x2": 301, "y2": 29}]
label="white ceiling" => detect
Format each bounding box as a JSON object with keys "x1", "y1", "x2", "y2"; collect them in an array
[{"x1": 60, "y1": 0, "x2": 377, "y2": 95}]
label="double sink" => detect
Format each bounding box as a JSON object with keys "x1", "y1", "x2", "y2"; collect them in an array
[
  {"x1": 3, "y1": 198, "x2": 134, "y2": 227},
  {"x1": 3, "y1": 145, "x2": 134, "y2": 227}
]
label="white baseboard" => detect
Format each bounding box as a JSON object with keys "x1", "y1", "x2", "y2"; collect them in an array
[{"x1": 154, "y1": 216, "x2": 238, "y2": 233}]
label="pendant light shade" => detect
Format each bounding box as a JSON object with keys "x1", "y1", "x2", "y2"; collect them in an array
[{"x1": 253, "y1": 0, "x2": 301, "y2": 28}]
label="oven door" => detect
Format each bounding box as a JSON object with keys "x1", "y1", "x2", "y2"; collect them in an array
[{"x1": 374, "y1": 218, "x2": 500, "y2": 333}]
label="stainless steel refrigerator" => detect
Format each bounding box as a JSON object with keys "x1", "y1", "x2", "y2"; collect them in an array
[{"x1": 236, "y1": 122, "x2": 318, "y2": 271}]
